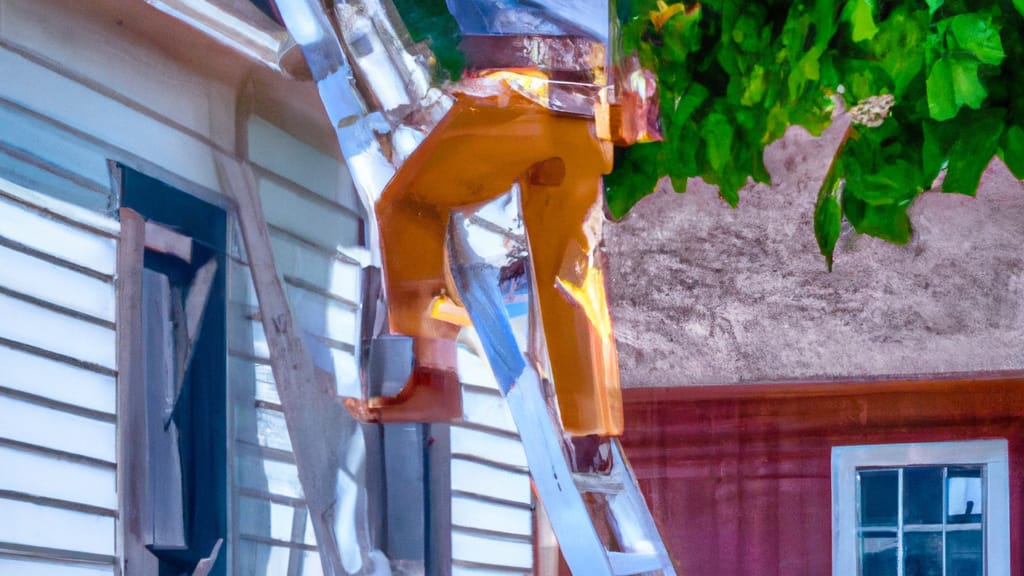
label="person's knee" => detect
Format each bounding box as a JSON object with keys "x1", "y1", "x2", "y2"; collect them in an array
[{"x1": 527, "y1": 157, "x2": 566, "y2": 187}]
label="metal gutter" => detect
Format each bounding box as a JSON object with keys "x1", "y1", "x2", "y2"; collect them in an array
[{"x1": 143, "y1": 0, "x2": 296, "y2": 71}]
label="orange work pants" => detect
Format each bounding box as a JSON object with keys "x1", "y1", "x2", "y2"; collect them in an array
[{"x1": 375, "y1": 92, "x2": 623, "y2": 437}]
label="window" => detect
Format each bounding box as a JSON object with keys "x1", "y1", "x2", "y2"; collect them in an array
[
  {"x1": 832, "y1": 440, "x2": 1010, "y2": 576},
  {"x1": 118, "y1": 167, "x2": 228, "y2": 575}
]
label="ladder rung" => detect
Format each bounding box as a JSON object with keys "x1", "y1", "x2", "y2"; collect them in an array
[
  {"x1": 608, "y1": 551, "x2": 664, "y2": 575},
  {"x1": 572, "y1": 471, "x2": 625, "y2": 494}
]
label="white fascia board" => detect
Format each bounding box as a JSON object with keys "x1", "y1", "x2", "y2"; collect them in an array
[{"x1": 144, "y1": 0, "x2": 293, "y2": 70}]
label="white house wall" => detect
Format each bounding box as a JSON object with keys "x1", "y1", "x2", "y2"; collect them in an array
[
  {"x1": 228, "y1": 114, "x2": 367, "y2": 575},
  {"x1": 450, "y1": 344, "x2": 534, "y2": 576},
  {"x1": 0, "y1": 0, "x2": 237, "y2": 153},
  {"x1": 0, "y1": 178, "x2": 119, "y2": 574},
  {"x1": 0, "y1": 1, "x2": 540, "y2": 574},
  {"x1": 0, "y1": 0, "x2": 238, "y2": 212}
]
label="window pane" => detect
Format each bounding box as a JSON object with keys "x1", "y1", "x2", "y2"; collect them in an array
[
  {"x1": 860, "y1": 531, "x2": 897, "y2": 576},
  {"x1": 946, "y1": 530, "x2": 982, "y2": 576},
  {"x1": 859, "y1": 470, "x2": 898, "y2": 527},
  {"x1": 904, "y1": 532, "x2": 942, "y2": 576},
  {"x1": 903, "y1": 467, "x2": 943, "y2": 525},
  {"x1": 947, "y1": 467, "x2": 983, "y2": 524}
]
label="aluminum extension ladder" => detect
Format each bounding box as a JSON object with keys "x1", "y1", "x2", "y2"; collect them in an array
[{"x1": 446, "y1": 208, "x2": 677, "y2": 576}]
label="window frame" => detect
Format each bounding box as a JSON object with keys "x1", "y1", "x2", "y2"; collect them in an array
[
  {"x1": 832, "y1": 439, "x2": 1010, "y2": 576},
  {"x1": 116, "y1": 167, "x2": 228, "y2": 576}
]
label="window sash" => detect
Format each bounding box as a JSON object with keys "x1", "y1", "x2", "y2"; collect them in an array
[{"x1": 832, "y1": 440, "x2": 1010, "y2": 576}]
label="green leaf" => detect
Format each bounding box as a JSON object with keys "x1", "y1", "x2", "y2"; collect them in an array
[
  {"x1": 1000, "y1": 124, "x2": 1024, "y2": 179},
  {"x1": 1015, "y1": 0, "x2": 1024, "y2": 18},
  {"x1": 926, "y1": 0, "x2": 943, "y2": 16},
  {"x1": 841, "y1": 59, "x2": 893, "y2": 102},
  {"x1": 731, "y1": 13, "x2": 762, "y2": 52},
  {"x1": 665, "y1": 122, "x2": 702, "y2": 188},
  {"x1": 740, "y1": 65, "x2": 767, "y2": 106},
  {"x1": 846, "y1": 0, "x2": 879, "y2": 42},
  {"x1": 873, "y1": 9, "x2": 928, "y2": 98},
  {"x1": 926, "y1": 57, "x2": 987, "y2": 121},
  {"x1": 922, "y1": 120, "x2": 956, "y2": 185},
  {"x1": 701, "y1": 112, "x2": 734, "y2": 172},
  {"x1": 925, "y1": 59, "x2": 956, "y2": 120},
  {"x1": 943, "y1": 108, "x2": 1005, "y2": 195},
  {"x1": 838, "y1": 120, "x2": 924, "y2": 232},
  {"x1": 815, "y1": 195, "x2": 842, "y2": 271},
  {"x1": 848, "y1": 161, "x2": 922, "y2": 205},
  {"x1": 661, "y1": 5, "x2": 704, "y2": 62},
  {"x1": 814, "y1": 157, "x2": 845, "y2": 271},
  {"x1": 947, "y1": 13, "x2": 1006, "y2": 66},
  {"x1": 811, "y1": 0, "x2": 840, "y2": 50},
  {"x1": 604, "y1": 144, "x2": 663, "y2": 219},
  {"x1": 671, "y1": 83, "x2": 710, "y2": 126},
  {"x1": 842, "y1": 195, "x2": 913, "y2": 244},
  {"x1": 717, "y1": 167, "x2": 747, "y2": 207}
]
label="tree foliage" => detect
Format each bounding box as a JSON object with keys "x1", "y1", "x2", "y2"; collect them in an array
[{"x1": 608, "y1": 0, "x2": 1024, "y2": 268}]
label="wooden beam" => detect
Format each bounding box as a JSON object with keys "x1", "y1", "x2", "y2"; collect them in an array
[
  {"x1": 116, "y1": 208, "x2": 159, "y2": 576},
  {"x1": 215, "y1": 153, "x2": 372, "y2": 576},
  {"x1": 166, "y1": 256, "x2": 219, "y2": 428},
  {"x1": 185, "y1": 258, "x2": 218, "y2": 340},
  {"x1": 144, "y1": 220, "x2": 193, "y2": 263},
  {"x1": 191, "y1": 538, "x2": 223, "y2": 576}
]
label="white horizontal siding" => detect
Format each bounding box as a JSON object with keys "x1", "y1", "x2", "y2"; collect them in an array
[
  {"x1": 0, "y1": 556, "x2": 114, "y2": 576},
  {"x1": 260, "y1": 177, "x2": 360, "y2": 251},
  {"x1": 0, "y1": 186, "x2": 116, "y2": 277},
  {"x1": 230, "y1": 113, "x2": 365, "y2": 574},
  {"x1": 451, "y1": 496, "x2": 532, "y2": 537},
  {"x1": 229, "y1": 316, "x2": 272, "y2": 361},
  {"x1": 451, "y1": 426, "x2": 527, "y2": 469},
  {"x1": 236, "y1": 450, "x2": 303, "y2": 501},
  {"x1": 269, "y1": 232, "x2": 362, "y2": 305},
  {"x1": 284, "y1": 283, "x2": 358, "y2": 348},
  {"x1": 0, "y1": 499, "x2": 115, "y2": 556},
  {"x1": 0, "y1": 243, "x2": 115, "y2": 322},
  {"x1": 0, "y1": 146, "x2": 110, "y2": 214},
  {"x1": 0, "y1": 187, "x2": 118, "y2": 567},
  {"x1": 0, "y1": 444, "x2": 116, "y2": 510},
  {"x1": 247, "y1": 117, "x2": 358, "y2": 213},
  {"x1": 0, "y1": 101, "x2": 112, "y2": 190},
  {"x1": 228, "y1": 356, "x2": 280, "y2": 407},
  {"x1": 451, "y1": 566, "x2": 531, "y2": 576},
  {"x1": 0, "y1": 344, "x2": 115, "y2": 415},
  {"x1": 459, "y1": 388, "x2": 518, "y2": 435},
  {"x1": 234, "y1": 405, "x2": 293, "y2": 454},
  {"x1": 0, "y1": 176, "x2": 117, "y2": 236},
  {"x1": 0, "y1": 45, "x2": 223, "y2": 193},
  {"x1": 0, "y1": 393, "x2": 115, "y2": 464},
  {"x1": 228, "y1": 259, "x2": 258, "y2": 308},
  {"x1": 450, "y1": 459, "x2": 531, "y2": 507},
  {"x1": 453, "y1": 336, "x2": 534, "y2": 571},
  {"x1": 235, "y1": 538, "x2": 292, "y2": 576},
  {"x1": 0, "y1": 0, "x2": 237, "y2": 153},
  {"x1": 302, "y1": 551, "x2": 326, "y2": 576},
  {"x1": 0, "y1": 292, "x2": 116, "y2": 369},
  {"x1": 237, "y1": 496, "x2": 298, "y2": 544},
  {"x1": 451, "y1": 531, "x2": 532, "y2": 571}
]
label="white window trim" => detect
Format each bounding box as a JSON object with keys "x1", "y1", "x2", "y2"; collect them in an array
[{"x1": 832, "y1": 439, "x2": 1010, "y2": 576}]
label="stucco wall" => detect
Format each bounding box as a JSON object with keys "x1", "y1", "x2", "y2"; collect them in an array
[{"x1": 606, "y1": 116, "x2": 1024, "y2": 387}]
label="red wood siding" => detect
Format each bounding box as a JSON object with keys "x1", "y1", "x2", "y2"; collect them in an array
[{"x1": 620, "y1": 374, "x2": 1024, "y2": 576}]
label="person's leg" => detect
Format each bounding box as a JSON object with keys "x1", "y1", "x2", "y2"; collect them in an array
[
  {"x1": 521, "y1": 118, "x2": 623, "y2": 437},
  {"x1": 366, "y1": 95, "x2": 563, "y2": 422}
]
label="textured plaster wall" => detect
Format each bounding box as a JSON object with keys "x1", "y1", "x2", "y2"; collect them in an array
[{"x1": 606, "y1": 116, "x2": 1024, "y2": 387}]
